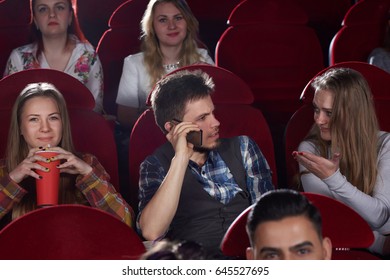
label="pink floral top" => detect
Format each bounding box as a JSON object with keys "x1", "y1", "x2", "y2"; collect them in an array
[{"x1": 3, "y1": 36, "x2": 103, "y2": 113}]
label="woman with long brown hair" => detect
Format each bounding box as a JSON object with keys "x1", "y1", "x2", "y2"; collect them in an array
[
  {"x1": 294, "y1": 67, "x2": 390, "y2": 256},
  {"x1": 0, "y1": 82, "x2": 133, "y2": 227}
]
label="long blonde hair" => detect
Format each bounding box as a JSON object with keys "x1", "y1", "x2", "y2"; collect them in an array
[
  {"x1": 6, "y1": 82, "x2": 87, "y2": 219},
  {"x1": 304, "y1": 68, "x2": 379, "y2": 195},
  {"x1": 140, "y1": 0, "x2": 203, "y2": 87}
]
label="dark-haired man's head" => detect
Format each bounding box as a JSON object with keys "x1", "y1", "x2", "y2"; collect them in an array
[
  {"x1": 246, "y1": 190, "x2": 332, "y2": 260},
  {"x1": 151, "y1": 70, "x2": 220, "y2": 152}
]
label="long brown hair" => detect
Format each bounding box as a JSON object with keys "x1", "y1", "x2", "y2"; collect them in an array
[
  {"x1": 30, "y1": 0, "x2": 88, "y2": 59},
  {"x1": 6, "y1": 82, "x2": 87, "y2": 219},
  {"x1": 140, "y1": 0, "x2": 203, "y2": 87},
  {"x1": 304, "y1": 68, "x2": 379, "y2": 195}
]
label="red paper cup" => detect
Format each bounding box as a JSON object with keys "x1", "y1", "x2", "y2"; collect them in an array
[{"x1": 35, "y1": 151, "x2": 60, "y2": 206}]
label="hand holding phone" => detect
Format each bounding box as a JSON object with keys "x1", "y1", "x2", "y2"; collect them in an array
[{"x1": 171, "y1": 119, "x2": 203, "y2": 147}]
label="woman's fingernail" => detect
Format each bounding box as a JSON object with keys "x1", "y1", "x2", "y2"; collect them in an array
[
  {"x1": 39, "y1": 146, "x2": 43, "y2": 150},
  {"x1": 46, "y1": 159, "x2": 50, "y2": 163},
  {"x1": 299, "y1": 152, "x2": 304, "y2": 155},
  {"x1": 50, "y1": 157, "x2": 55, "y2": 161},
  {"x1": 45, "y1": 168, "x2": 50, "y2": 172}
]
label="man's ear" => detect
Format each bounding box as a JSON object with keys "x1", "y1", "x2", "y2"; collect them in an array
[
  {"x1": 322, "y1": 237, "x2": 332, "y2": 260},
  {"x1": 164, "y1": 121, "x2": 173, "y2": 133},
  {"x1": 246, "y1": 247, "x2": 254, "y2": 260}
]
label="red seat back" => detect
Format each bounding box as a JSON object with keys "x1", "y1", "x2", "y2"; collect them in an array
[
  {"x1": 220, "y1": 192, "x2": 376, "y2": 259},
  {"x1": 216, "y1": 23, "x2": 323, "y2": 127},
  {"x1": 303, "y1": 193, "x2": 374, "y2": 248},
  {"x1": 284, "y1": 104, "x2": 313, "y2": 189},
  {"x1": 342, "y1": 0, "x2": 390, "y2": 26},
  {"x1": 128, "y1": 109, "x2": 166, "y2": 209},
  {"x1": 146, "y1": 64, "x2": 254, "y2": 106},
  {"x1": 329, "y1": 0, "x2": 390, "y2": 65},
  {"x1": 0, "y1": 25, "x2": 32, "y2": 75},
  {"x1": 0, "y1": 68, "x2": 95, "y2": 110},
  {"x1": 0, "y1": 0, "x2": 31, "y2": 26},
  {"x1": 96, "y1": 0, "x2": 148, "y2": 115},
  {"x1": 77, "y1": 0, "x2": 127, "y2": 46},
  {"x1": 330, "y1": 24, "x2": 385, "y2": 65},
  {"x1": 186, "y1": 0, "x2": 242, "y2": 56},
  {"x1": 228, "y1": 0, "x2": 308, "y2": 26},
  {"x1": 0, "y1": 205, "x2": 145, "y2": 260},
  {"x1": 68, "y1": 109, "x2": 120, "y2": 190},
  {"x1": 300, "y1": 61, "x2": 390, "y2": 103},
  {"x1": 0, "y1": 0, "x2": 32, "y2": 74}
]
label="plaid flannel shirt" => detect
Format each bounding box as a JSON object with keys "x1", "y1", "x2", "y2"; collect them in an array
[{"x1": 0, "y1": 154, "x2": 134, "y2": 227}]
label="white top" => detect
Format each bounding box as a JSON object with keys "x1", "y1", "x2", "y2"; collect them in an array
[
  {"x1": 4, "y1": 37, "x2": 104, "y2": 112},
  {"x1": 368, "y1": 47, "x2": 390, "y2": 74},
  {"x1": 298, "y1": 132, "x2": 390, "y2": 237},
  {"x1": 116, "y1": 48, "x2": 214, "y2": 108}
]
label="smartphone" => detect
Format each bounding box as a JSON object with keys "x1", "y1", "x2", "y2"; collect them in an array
[{"x1": 171, "y1": 119, "x2": 203, "y2": 147}]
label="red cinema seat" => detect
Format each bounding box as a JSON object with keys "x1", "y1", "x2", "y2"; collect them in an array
[
  {"x1": 220, "y1": 192, "x2": 379, "y2": 259},
  {"x1": 77, "y1": 0, "x2": 127, "y2": 46},
  {"x1": 329, "y1": 0, "x2": 390, "y2": 65},
  {"x1": 96, "y1": 0, "x2": 148, "y2": 115},
  {"x1": 0, "y1": 204, "x2": 145, "y2": 260}
]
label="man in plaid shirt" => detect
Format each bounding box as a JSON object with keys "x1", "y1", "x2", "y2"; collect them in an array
[{"x1": 138, "y1": 70, "x2": 274, "y2": 258}]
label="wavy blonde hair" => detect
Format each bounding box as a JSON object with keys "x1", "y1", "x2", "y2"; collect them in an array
[
  {"x1": 6, "y1": 82, "x2": 87, "y2": 219},
  {"x1": 304, "y1": 68, "x2": 379, "y2": 195},
  {"x1": 140, "y1": 0, "x2": 203, "y2": 87}
]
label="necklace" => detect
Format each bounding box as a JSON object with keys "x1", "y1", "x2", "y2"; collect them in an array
[{"x1": 163, "y1": 61, "x2": 181, "y2": 71}]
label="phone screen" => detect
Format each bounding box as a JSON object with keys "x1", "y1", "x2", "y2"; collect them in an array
[{"x1": 171, "y1": 119, "x2": 203, "y2": 147}]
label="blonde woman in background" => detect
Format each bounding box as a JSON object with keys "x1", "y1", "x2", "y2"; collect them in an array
[{"x1": 116, "y1": 0, "x2": 214, "y2": 129}]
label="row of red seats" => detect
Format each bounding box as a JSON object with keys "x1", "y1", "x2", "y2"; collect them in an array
[
  {"x1": 0, "y1": 192, "x2": 379, "y2": 260},
  {"x1": 0, "y1": 0, "x2": 387, "y2": 195},
  {"x1": 128, "y1": 61, "x2": 390, "y2": 210},
  {"x1": 1, "y1": 61, "x2": 389, "y2": 213},
  {"x1": 0, "y1": 0, "x2": 363, "y2": 118}
]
